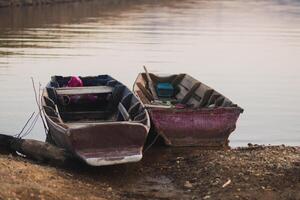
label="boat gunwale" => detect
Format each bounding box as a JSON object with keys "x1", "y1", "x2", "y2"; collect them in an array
[{"x1": 144, "y1": 104, "x2": 243, "y2": 113}]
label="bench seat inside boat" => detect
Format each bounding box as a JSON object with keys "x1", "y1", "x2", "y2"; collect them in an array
[
  {"x1": 55, "y1": 86, "x2": 113, "y2": 95},
  {"x1": 44, "y1": 75, "x2": 149, "y2": 125}
]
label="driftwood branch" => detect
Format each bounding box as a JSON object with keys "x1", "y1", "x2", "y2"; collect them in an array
[
  {"x1": 0, "y1": 134, "x2": 72, "y2": 165},
  {"x1": 0, "y1": 134, "x2": 14, "y2": 153}
]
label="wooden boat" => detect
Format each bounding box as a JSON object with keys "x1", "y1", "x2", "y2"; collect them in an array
[
  {"x1": 133, "y1": 72, "x2": 243, "y2": 147},
  {"x1": 41, "y1": 75, "x2": 150, "y2": 166}
]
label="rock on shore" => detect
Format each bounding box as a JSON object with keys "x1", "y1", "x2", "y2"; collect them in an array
[{"x1": 0, "y1": 145, "x2": 300, "y2": 200}]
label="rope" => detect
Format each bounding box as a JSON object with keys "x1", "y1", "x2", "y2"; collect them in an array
[{"x1": 13, "y1": 112, "x2": 35, "y2": 138}]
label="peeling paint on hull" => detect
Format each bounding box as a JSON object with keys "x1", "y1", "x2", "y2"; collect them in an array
[{"x1": 148, "y1": 107, "x2": 242, "y2": 147}]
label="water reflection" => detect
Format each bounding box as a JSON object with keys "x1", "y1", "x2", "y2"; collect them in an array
[{"x1": 0, "y1": 0, "x2": 299, "y2": 146}]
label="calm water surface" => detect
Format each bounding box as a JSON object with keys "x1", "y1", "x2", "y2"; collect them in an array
[{"x1": 0, "y1": 0, "x2": 300, "y2": 146}]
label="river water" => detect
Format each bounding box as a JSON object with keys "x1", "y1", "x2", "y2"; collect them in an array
[{"x1": 0, "y1": 0, "x2": 299, "y2": 146}]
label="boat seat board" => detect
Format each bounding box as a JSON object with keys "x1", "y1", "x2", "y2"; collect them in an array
[
  {"x1": 55, "y1": 86, "x2": 113, "y2": 95},
  {"x1": 60, "y1": 110, "x2": 112, "y2": 122}
]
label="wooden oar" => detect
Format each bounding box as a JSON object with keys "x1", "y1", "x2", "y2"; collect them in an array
[{"x1": 143, "y1": 65, "x2": 158, "y2": 100}]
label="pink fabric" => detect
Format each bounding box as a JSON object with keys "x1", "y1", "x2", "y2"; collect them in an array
[
  {"x1": 65, "y1": 76, "x2": 97, "y2": 104},
  {"x1": 67, "y1": 76, "x2": 83, "y2": 87}
]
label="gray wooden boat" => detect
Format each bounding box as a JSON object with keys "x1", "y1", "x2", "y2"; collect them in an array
[
  {"x1": 42, "y1": 75, "x2": 150, "y2": 166},
  {"x1": 133, "y1": 72, "x2": 243, "y2": 147}
]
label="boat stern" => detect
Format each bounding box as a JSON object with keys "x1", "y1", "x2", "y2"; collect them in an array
[
  {"x1": 67, "y1": 122, "x2": 148, "y2": 166},
  {"x1": 77, "y1": 147, "x2": 143, "y2": 166}
]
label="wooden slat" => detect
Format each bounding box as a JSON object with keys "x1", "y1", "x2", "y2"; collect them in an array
[
  {"x1": 56, "y1": 86, "x2": 113, "y2": 95},
  {"x1": 118, "y1": 103, "x2": 130, "y2": 121},
  {"x1": 44, "y1": 96, "x2": 56, "y2": 109},
  {"x1": 194, "y1": 83, "x2": 211, "y2": 96},
  {"x1": 207, "y1": 93, "x2": 221, "y2": 106},
  {"x1": 136, "y1": 82, "x2": 154, "y2": 101},
  {"x1": 181, "y1": 82, "x2": 201, "y2": 104},
  {"x1": 128, "y1": 102, "x2": 141, "y2": 119},
  {"x1": 43, "y1": 106, "x2": 58, "y2": 117},
  {"x1": 143, "y1": 66, "x2": 158, "y2": 100},
  {"x1": 180, "y1": 75, "x2": 199, "y2": 90},
  {"x1": 199, "y1": 89, "x2": 214, "y2": 107},
  {"x1": 171, "y1": 74, "x2": 185, "y2": 86},
  {"x1": 175, "y1": 84, "x2": 188, "y2": 100},
  {"x1": 134, "y1": 112, "x2": 147, "y2": 124},
  {"x1": 215, "y1": 96, "x2": 225, "y2": 106},
  {"x1": 121, "y1": 93, "x2": 133, "y2": 110},
  {"x1": 222, "y1": 99, "x2": 233, "y2": 107},
  {"x1": 111, "y1": 85, "x2": 125, "y2": 106}
]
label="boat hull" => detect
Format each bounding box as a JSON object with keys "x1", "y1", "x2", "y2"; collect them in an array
[
  {"x1": 46, "y1": 116, "x2": 149, "y2": 166},
  {"x1": 148, "y1": 107, "x2": 241, "y2": 147}
]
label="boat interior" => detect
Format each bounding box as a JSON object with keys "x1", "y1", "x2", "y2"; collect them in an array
[
  {"x1": 135, "y1": 73, "x2": 239, "y2": 109},
  {"x1": 42, "y1": 75, "x2": 148, "y2": 125}
]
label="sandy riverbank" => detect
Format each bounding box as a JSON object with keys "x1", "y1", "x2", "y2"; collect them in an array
[{"x1": 0, "y1": 145, "x2": 299, "y2": 200}]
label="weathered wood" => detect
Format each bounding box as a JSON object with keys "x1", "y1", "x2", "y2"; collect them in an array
[
  {"x1": 0, "y1": 134, "x2": 14, "y2": 153},
  {"x1": 43, "y1": 105, "x2": 59, "y2": 117},
  {"x1": 43, "y1": 96, "x2": 56, "y2": 109},
  {"x1": 143, "y1": 66, "x2": 158, "y2": 100},
  {"x1": 136, "y1": 82, "x2": 154, "y2": 101},
  {"x1": 0, "y1": 134, "x2": 72, "y2": 165},
  {"x1": 118, "y1": 103, "x2": 130, "y2": 121},
  {"x1": 56, "y1": 86, "x2": 113, "y2": 95},
  {"x1": 128, "y1": 102, "x2": 141, "y2": 119},
  {"x1": 180, "y1": 75, "x2": 200, "y2": 91},
  {"x1": 181, "y1": 82, "x2": 201, "y2": 104},
  {"x1": 11, "y1": 139, "x2": 71, "y2": 164},
  {"x1": 199, "y1": 89, "x2": 214, "y2": 107},
  {"x1": 171, "y1": 74, "x2": 186, "y2": 87}
]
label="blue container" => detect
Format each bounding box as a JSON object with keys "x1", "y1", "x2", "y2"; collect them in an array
[{"x1": 156, "y1": 83, "x2": 174, "y2": 98}]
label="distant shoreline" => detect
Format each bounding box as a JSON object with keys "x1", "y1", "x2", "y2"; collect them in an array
[{"x1": 0, "y1": 0, "x2": 93, "y2": 8}]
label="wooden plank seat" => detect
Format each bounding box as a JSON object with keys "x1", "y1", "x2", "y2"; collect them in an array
[
  {"x1": 55, "y1": 86, "x2": 113, "y2": 96},
  {"x1": 61, "y1": 110, "x2": 112, "y2": 121}
]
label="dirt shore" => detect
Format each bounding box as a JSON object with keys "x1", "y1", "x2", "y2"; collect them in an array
[{"x1": 0, "y1": 145, "x2": 299, "y2": 200}]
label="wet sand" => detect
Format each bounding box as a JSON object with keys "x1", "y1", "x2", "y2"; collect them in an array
[{"x1": 0, "y1": 145, "x2": 299, "y2": 200}]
